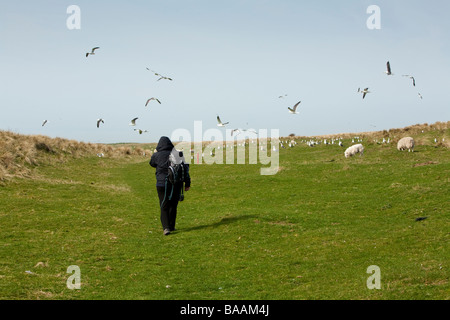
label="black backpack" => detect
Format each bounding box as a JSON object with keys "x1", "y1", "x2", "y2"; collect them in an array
[
  {"x1": 162, "y1": 149, "x2": 188, "y2": 205},
  {"x1": 167, "y1": 161, "x2": 187, "y2": 185}
]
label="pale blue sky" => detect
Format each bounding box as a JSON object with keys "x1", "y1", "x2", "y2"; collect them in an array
[{"x1": 1, "y1": 1, "x2": 449, "y2": 143}]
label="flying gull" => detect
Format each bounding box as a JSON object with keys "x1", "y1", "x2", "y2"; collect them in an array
[
  {"x1": 402, "y1": 75, "x2": 416, "y2": 87},
  {"x1": 97, "y1": 118, "x2": 104, "y2": 128},
  {"x1": 42, "y1": 120, "x2": 48, "y2": 127},
  {"x1": 358, "y1": 88, "x2": 371, "y2": 99},
  {"x1": 288, "y1": 101, "x2": 301, "y2": 114},
  {"x1": 86, "y1": 47, "x2": 100, "y2": 57},
  {"x1": 148, "y1": 69, "x2": 173, "y2": 81},
  {"x1": 217, "y1": 116, "x2": 229, "y2": 127},
  {"x1": 231, "y1": 129, "x2": 241, "y2": 137},
  {"x1": 145, "y1": 97, "x2": 161, "y2": 106},
  {"x1": 134, "y1": 129, "x2": 148, "y2": 134},
  {"x1": 157, "y1": 75, "x2": 172, "y2": 81},
  {"x1": 242, "y1": 129, "x2": 258, "y2": 135},
  {"x1": 129, "y1": 117, "x2": 138, "y2": 126},
  {"x1": 385, "y1": 61, "x2": 393, "y2": 75}
]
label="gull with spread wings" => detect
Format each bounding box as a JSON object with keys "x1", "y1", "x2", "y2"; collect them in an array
[
  {"x1": 129, "y1": 117, "x2": 138, "y2": 126},
  {"x1": 288, "y1": 101, "x2": 301, "y2": 114},
  {"x1": 402, "y1": 75, "x2": 416, "y2": 87},
  {"x1": 145, "y1": 97, "x2": 161, "y2": 106},
  {"x1": 86, "y1": 47, "x2": 100, "y2": 57},
  {"x1": 147, "y1": 68, "x2": 172, "y2": 81},
  {"x1": 217, "y1": 116, "x2": 229, "y2": 127},
  {"x1": 358, "y1": 88, "x2": 371, "y2": 99}
]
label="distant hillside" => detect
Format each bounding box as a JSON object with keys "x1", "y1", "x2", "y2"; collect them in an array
[
  {"x1": 0, "y1": 131, "x2": 152, "y2": 181},
  {"x1": 287, "y1": 121, "x2": 450, "y2": 146},
  {"x1": 1, "y1": 121, "x2": 448, "y2": 181}
]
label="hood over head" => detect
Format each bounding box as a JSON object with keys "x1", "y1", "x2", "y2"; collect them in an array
[{"x1": 156, "y1": 136, "x2": 174, "y2": 152}]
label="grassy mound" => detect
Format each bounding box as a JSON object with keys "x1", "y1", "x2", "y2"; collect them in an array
[{"x1": 0, "y1": 131, "x2": 154, "y2": 181}]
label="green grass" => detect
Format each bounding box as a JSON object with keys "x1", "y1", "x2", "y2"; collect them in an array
[{"x1": 0, "y1": 132, "x2": 449, "y2": 300}]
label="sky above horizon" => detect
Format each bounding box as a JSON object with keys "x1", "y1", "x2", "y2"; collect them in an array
[{"x1": 1, "y1": 0, "x2": 449, "y2": 143}]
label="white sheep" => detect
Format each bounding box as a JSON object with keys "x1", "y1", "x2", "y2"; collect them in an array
[
  {"x1": 344, "y1": 144, "x2": 364, "y2": 158},
  {"x1": 397, "y1": 137, "x2": 415, "y2": 152}
]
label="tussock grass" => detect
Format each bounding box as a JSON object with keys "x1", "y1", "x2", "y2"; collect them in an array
[{"x1": 0, "y1": 131, "x2": 152, "y2": 182}]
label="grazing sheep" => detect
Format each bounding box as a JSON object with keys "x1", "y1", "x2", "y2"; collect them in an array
[
  {"x1": 344, "y1": 144, "x2": 364, "y2": 158},
  {"x1": 397, "y1": 137, "x2": 415, "y2": 152}
]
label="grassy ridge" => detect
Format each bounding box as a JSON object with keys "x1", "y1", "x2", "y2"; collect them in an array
[{"x1": 0, "y1": 124, "x2": 449, "y2": 300}]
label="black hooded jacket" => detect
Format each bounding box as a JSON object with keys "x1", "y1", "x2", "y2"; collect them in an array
[{"x1": 150, "y1": 136, "x2": 191, "y2": 188}]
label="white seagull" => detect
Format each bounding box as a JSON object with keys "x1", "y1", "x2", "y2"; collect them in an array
[
  {"x1": 157, "y1": 75, "x2": 173, "y2": 81},
  {"x1": 418, "y1": 92, "x2": 423, "y2": 99},
  {"x1": 86, "y1": 47, "x2": 100, "y2": 57},
  {"x1": 385, "y1": 61, "x2": 393, "y2": 75},
  {"x1": 97, "y1": 118, "x2": 104, "y2": 128},
  {"x1": 358, "y1": 88, "x2": 371, "y2": 99},
  {"x1": 288, "y1": 101, "x2": 301, "y2": 114},
  {"x1": 217, "y1": 116, "x2": 229, "y2": 127},
  {"x1": 242, "y1": 129, "x2": 258, "y2": 135},
  {"x1": 134, "y1": 129, "x2": 148, "y2": 134},
  {"x1": 145, "y1": 97, "x2": 161, "y2": 106},
  {"x1": 148, "y1": 69, "x2": 173, "y2": 81},
  {"x1": 231, "y1": 129, "x2": 241, "y2": 137},
  {"x1": 42, "y1": 120, "x2": 48, "y2": 127},
  {"x1": 129, "y1": 117, "x2": 138, "y2": 126},
  {"x1": 402, "y1": 75, "x2": 416, "y2": 87},
  {"x1": 278, "y1": 94, "x2": 288, "y2": 99}
]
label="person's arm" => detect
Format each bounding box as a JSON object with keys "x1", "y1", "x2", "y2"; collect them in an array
[{"x1": 150, "y1": 152, "x2": 157, "y2": 168}]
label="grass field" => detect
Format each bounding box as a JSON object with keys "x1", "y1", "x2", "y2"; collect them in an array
[{"x1": 0, "y1": 124, "x2": 449, "y2": 300}]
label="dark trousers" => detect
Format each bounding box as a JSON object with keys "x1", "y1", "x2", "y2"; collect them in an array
[{"x1": 157, "y1": 184, "x2": 181, "y2": 231}]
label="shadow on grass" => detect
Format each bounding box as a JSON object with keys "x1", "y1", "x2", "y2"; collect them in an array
[{"x1": 181, "y1": 214, "x2": 258, "y2": 233}]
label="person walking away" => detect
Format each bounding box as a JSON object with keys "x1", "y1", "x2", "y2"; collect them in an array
[{"x1": 150, "y1": 136, "x2": 191, "y2": 235}]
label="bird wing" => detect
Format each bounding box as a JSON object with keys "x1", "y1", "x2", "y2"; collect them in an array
[
  {"x1": 363, "y1": 92, "x2": 367, "y2": 99},
  {"x1": 92, "y1": 47, "x2": 100, "y2": 52},
  {"x1": 217, "y1": 116, "x2": 222, "y2": 124},
  {"x1": 412, "y1": 77, "x2": 415, "y2": 86},
  {"x1": 156, "y1": 99, "x2": 161, "y2": 104},
  {"x1": 288, "y1": 101, "x2": 301, "y2": 112},
  {"x1": 86, "y1": 53, "x2": 89, "y2": 57},
  {"x1": 145, "y1": 99, "x2": 151, "y2": 106},
  {"x1": 386, "y1": 61, "x2": 391, "y2": 73}
]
